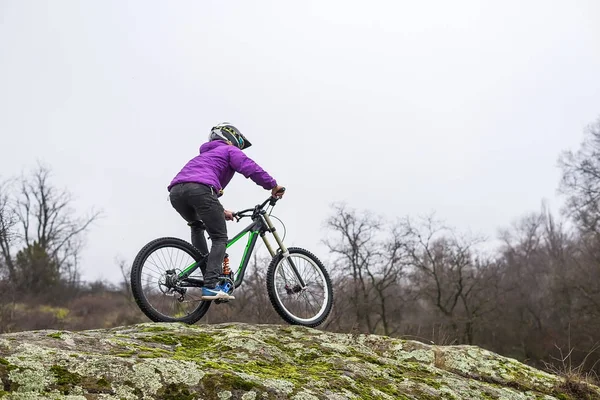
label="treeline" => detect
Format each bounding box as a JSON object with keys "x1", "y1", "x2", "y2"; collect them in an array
[
  {"x1": 0, "y1": 164, "x2": 137, "y2": 331},
  {"x1": 308, "y1": 117, "x2": 600, "y2": 376},
  {"x1": 1, "y1": 117, "x2": 600, "y2": 379}
]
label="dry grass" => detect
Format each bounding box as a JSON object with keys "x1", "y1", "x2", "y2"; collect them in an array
[{"x1": 543, "y1": 342, "x2": 600, "y2": 400}]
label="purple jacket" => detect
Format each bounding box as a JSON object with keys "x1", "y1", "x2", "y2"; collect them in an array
[{"x1": 167, "y1": 140, "x2": 277, "y2": 195}]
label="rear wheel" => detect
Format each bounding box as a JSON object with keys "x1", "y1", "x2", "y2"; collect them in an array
[
  {"x1": 130, "y1": 237, "x2": 211, "y2": 324},
  {"x1": 266, "y1": 247, "x2": 333, "y2": 327}
]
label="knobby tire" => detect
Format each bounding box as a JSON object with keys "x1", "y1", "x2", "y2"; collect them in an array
[
  {"x1": 130, "y1": 236, "x2": 211, "y2": 324},
  {"x1": 266, "y1": 247, "x2": 333, "y2": 327}
]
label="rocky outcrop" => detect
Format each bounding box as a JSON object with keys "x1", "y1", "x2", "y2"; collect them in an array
[{"x1": 0, "y1": 322, "x2": 598, "y2": 399}]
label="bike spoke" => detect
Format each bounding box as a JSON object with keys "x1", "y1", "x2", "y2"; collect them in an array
[
  {"x1": 272, "y1": 252, "x2": 330, "y2": 324},
  {"x1": 138, "y1": 245, "x2": 205, "y2": 319}
]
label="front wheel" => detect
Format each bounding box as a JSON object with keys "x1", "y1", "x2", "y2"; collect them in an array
[{"x1": 266, "y1": 247, "x2": 333, "y2": 327}]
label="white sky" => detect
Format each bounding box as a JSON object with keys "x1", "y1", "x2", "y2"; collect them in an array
[{"x1": 1, "y1": 0, "x2": 599, "y2": 283}]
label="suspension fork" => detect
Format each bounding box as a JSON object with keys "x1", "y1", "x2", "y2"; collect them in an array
[{"x1": 260, "y1": 213, "x2": 307, "y2": 288}]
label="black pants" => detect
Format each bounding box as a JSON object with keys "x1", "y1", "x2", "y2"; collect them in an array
[{"x1": 168, "y1": 182, "x2": 227, "y2": 288}]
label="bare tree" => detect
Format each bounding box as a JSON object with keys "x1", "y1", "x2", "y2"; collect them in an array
[
  {"x1": 323, "y1": 203, "x2": 382, "y2": 333},
  {"x1": 397, "y1": 213, "x2": 497, "y2": 344},
  {"x1": 558, "y1": 116, "x2": 600, "y2": 235},
  {"x1": 556, "y1": 116, "x2": 600, "y2": 367},
  {"x1": 0, "y1": 177, "x2": 17, "y2": 279},
  {"x1": 497, "y1": 211, "x2": 551, "y2": 359},
  {"x1": 364, "y1": 224, "x2": 414, "y2": 336},
  {"x1": 491, "y1": 205, "x2": 600, "y2": 372},
  {"x1": 0, "y1": 178, "x2": 18, "y2": 331},
  {"x1": 323, "y1": 203, "x2": 408, "y2": 335},
  {"x1": 0, "y1": 163, "x2": 101, "y2": 295}
]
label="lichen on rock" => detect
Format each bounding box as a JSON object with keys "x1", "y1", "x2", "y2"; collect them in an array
[{"x1": 0, "y1": 322, "x2": 598, "y2": 399}]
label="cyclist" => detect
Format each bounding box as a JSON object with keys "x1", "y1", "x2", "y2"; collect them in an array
[{"x1": 167, "y1": 123, "x2": 285, "y2": 301}]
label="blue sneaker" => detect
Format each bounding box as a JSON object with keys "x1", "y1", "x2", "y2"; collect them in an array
[{"x1": 201, "y1": 284, "x2": 235, "y2": 300}]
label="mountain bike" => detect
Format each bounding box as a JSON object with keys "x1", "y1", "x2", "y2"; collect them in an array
[{"x1": 130, "y1": 191, "x2": 333, "y2": 327}]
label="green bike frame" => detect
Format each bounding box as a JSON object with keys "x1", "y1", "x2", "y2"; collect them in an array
[{"x1": 175, "y1": 210, "x2": 304, "y2": 289}]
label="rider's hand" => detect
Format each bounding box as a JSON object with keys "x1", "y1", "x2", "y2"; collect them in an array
[
  {"x1": 224, "y1": 210, "x2": 235, "y2": 221},
  {"x1": 271, "y1": 185, "x2": 285, "y2": 198}
]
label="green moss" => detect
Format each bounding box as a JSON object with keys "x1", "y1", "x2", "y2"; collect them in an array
[
  {"x1": 46, "y1": 332, "x2": 63, "y2": 339},
  {"x1": 441, "y1": 393, "x2": 459, "y2": 400},
  {"x1": 141, "y1": 326, "x2": 171, "y2": 333},
  {"x1": 134, "y1": 345, "x2": 169, "y2": 357},
  {"x1": 141, "y1": 334, "x2": 178, "y2": 346},
  {"x1": 49, "y1": 365, "x2": 82, "y2": 394},
  {"x1": 143, "y1": 333, "x2": 218, "y2": 363},
  {"x1": 81, "y1": 376, "x2": 114, "y2": 395},
  {"x1": 175, "y1": 349, "x2": 340, "y2": 395},
  {"x1": 220, "y1": 373, "x2": 258, "y2": 391},
  {"x1": 164, "y1": 330, "x2": 424, "y2": 398},
  {"x1": 142, "y1": 333, "x2": 215, "y2": 349},
  {"x1": 138, "y1": 352, "x2": 161, "y2": 358},
  {"x1": 96, "y1": 378, "x2": 110, "y2": 388},
  {"x1": 113, "y1": 350, "x2": 136, "y2": 357},
  {"x1": 349, "y1": 350, "x2": 384, "y2": 365},
  {"x1": 201, "y1": 372, "x2": 267, "y2": 399},
  {"x1": 124, "y1": 380, "x2": 143, "y2": 397},
  {"x1": 156, "y1": 383, "x2": 197, "y2": 400},
  {"x1": 0, "y1": 358, "x2": 17, "y2": 393},
  {"x1": 262, "y1": 337, "x2": 294, "y2": 355},
  {"x1": 113, "y1": 343, "x2": 170, "y2": 359},
  {"x1": 413, "y1": 376, "x2": 442, "y2": 389},
  {"x1": 298, "y1": 352, "x2": 320, "y2": 362},
  {"x1": 48, "y1": 365, "x2": 114, "y2": 395},
  {"x1": 350, "y1": 373, "x2": 406, "y2": 398},
  {"x1": 242, "y1": 359, "x2": 335, "y2": 386},
  {"x1": 480, "y1": 390, "x2": 499, "y2": 400}
]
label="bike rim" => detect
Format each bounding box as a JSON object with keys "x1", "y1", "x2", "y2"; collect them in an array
[
  {"x1": 273, "y1": 253, "x2": 330, "y2": 323},
  {"x1": 138, "y1": 245, "x2": 206, "y2": 319}
]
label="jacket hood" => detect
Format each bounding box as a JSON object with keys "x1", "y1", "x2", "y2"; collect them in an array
[{"x1": 199, "y1": 140, "x2": 228, "y2": 154}]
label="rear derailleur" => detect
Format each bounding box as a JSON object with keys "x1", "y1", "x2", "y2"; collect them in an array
[{"x1": 162, "y1": 269, "x2": 187, "y2": 302}]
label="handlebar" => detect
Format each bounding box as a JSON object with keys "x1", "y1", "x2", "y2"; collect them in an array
[{"x1": 232, "y1": 187, "x2": 285, "y2": 222}]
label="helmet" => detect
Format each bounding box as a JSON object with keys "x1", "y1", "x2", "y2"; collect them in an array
[{"x1": 208, "y1": 123, "x2": 252, "y2": 150}]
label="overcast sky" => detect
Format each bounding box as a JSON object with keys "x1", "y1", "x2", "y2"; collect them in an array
[{"x1": 1, "y1": 0, "x2": 599, "y2": 283}]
